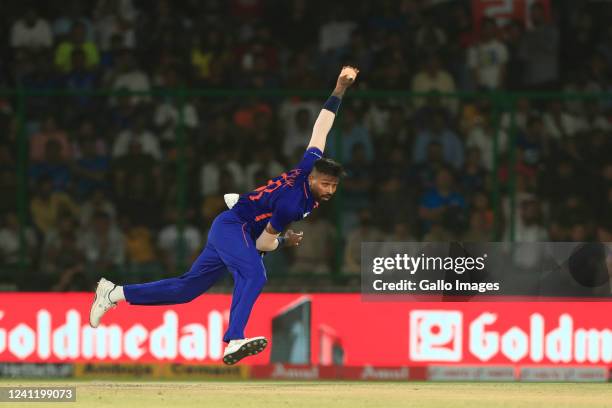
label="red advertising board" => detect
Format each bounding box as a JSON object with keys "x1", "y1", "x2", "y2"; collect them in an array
[{"x1": 0, "y1": 294, "x2": 611, "y2": 367}]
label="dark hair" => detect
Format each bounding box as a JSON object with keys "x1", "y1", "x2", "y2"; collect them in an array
[{"x1": 313, "y1": 158, "x2": 346, "y2": 178}]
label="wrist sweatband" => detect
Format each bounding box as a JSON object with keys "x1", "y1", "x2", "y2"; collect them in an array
[
  {"x1": 276, "y1": 236, "x2": 286, "y2": 247},
  {"x1": 323, "y1": 96, "x2": 341, "y2": 114}
]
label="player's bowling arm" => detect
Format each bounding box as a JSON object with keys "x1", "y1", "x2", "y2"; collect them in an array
[
  {"x1": 307, "y1": 66, "x2": 358, "y2": 152},
  {"x1": 307, "y1": 109, "x2": 336, "y2": 153}
]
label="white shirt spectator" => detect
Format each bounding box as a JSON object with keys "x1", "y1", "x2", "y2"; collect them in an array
[
  {"x1": 466, "y1": 124, "x2": 507, "y2": 171},
  {"x1": 468, "y1": 40, "x2": 509, "y2": 89},
  {"x1": 244, "y1": 160, "x2": 284, "y2": 191},
  {"x1": 111, "y1": 69, "x2": 151, "y2": 105},
  {"x1": 411, "y1": 68, "x2": 458, "y2": 114},
  {"x1": 11, "y1": 18, "x2": 53, "y2": 48},
  {"x1": 112, "y1": 129, "x2": 162, "y2": 160},
  {"x1": 158, "y1": 225, "x2": 202, "y2": 257},
  {"x1": 364, "y1": 103, "x2": 391, "y2": 137},
  {"x1": 319, "y1": 20, "x2": 356, "y2": 52},
  {"x1": 94, "y1": 0, "x2": 137, "y2": 49},
  {"x1": 81, "y1": 224, "x2": 125, "y2": 265},
  {"x1": 154, "y1": 102, "x2": 199, "y2": 142},
  {"x1": 0, "y1": 226, "x2": 37, "y2": 264},
  {"x1": 79, "y1": 200, "x2": 117, "y2": 227},
  {"x1": 542, "y1": 111, "x2": 584, "y2": 140},
  {"x1": 200, "y1": 161, "x2": 245, "y2": 196},
  {"x1": 278, "y1": 100, "x2": 319, "y2": 158}
]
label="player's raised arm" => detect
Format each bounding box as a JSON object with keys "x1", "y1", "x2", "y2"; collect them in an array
[{"x1": 307, "y1": 66, "x2": 359, "y2": 153}]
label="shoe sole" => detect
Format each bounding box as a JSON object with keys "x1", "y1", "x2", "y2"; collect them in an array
[
  {"x1": 89, "y1": 280, "x2": 105, "y2": 328},
  {"x1": 223, "y1": 338, "x2": 268, "y2": 365}
]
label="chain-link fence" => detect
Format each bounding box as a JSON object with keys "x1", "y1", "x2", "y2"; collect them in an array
[{"x1": 0, "y1": 88, "x2": 610, "y2": 291}]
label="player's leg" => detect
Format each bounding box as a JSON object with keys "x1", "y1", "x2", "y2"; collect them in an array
[
  {"x1": 222, "y1": 262, "x2": 269, "y2": 364},
  {"x1": 204, "y1": 210, "x2": 269, "y2": 364},
  {"x1": 89, "y1": 243, "x2": 226, "y2": 327}
]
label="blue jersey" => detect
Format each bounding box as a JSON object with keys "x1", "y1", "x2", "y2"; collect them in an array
[{"x1": 231, "y1": 147, "x2": 323, "y2": 239}]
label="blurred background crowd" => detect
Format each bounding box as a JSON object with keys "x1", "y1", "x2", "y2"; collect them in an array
[{"x1": 0, "y1": 0, "x2": 611, "y2": 291}]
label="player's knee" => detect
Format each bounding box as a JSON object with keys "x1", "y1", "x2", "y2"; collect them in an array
[
  {"x1": 170, "y1": 279, "x2": 199, "y2": 303},
  {"x1": 248, "y1": 272, "x2": 267, "y2": 291}
]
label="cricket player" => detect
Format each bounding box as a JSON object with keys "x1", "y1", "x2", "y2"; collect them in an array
[{"x1": 89, "y1": 66, "x2": 359, "y2": 365}]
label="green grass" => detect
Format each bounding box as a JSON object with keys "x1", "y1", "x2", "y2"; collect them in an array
[{"x1": 2, "y1": 381, "x2": 612, "y2": 408}]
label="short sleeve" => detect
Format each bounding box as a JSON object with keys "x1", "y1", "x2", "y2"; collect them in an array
[
  {"x1": 295, "y1": 147, "x2": 323, "y2": 173},
  {"x1": 270, "y1": 200, "x2": 299, "y2": 233}
]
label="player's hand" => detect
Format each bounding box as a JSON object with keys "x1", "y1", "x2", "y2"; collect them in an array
[
  {"x1": 336, "y1": 65, "x2": 359, "y2": 90},
  {"x1": 284, "y1": 230, "x2": 304, "y2": 247}
]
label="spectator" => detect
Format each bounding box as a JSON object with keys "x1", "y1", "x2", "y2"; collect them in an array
[
  {"x1": 10, "y1": 7, "x2": 53, "y2": 49},
  {"x1": 29, "y1": 114, "x2": 71, "y2": 162},
  {"x1": 112, "y1": 140, "x2": 162, "y2": 226},
  {"x1": 244, "y1": 146, "x2": 284, "y2": 191},
  {"x1": 419, "y1": 167, "x2": 467, "y2": 235},
  {"x1": 466, "y1": 114, "x2": 507, "y2": 171},
  {"x1": 30, "y1": 140, "x2": 73, "y2": 191},
  {"x1": 508, "y1": 196, "x2": 548, "y2": 241},
  {"x1": 500, "y1": 97, "x2": 534, "y2": 134},
  {"x1": 157, "y1": 208, "x2": 203, "y2": 274},
  {"x1": 411, "y1": 141, "x2": 449, "y2": 192},
  {"x1": 319, "y1": 8, "x2": 356, "y2": 53},
  {"x1": 414, "y1": 17, "x2": 448, "y2": 54},
  {"x1": 122, "y1": 216, "x2": 160, "y2": 281},
  {"x1": 63, "y1": 49, "x2": 99, "y2": 109},
  {"x1": 0, "y1": 212, "x2": 37, "y2": 265},
  {"x1": 30, "y1": 177, "x2": 79, "y2": 235},
  {"x1": 503, "y1": 19, "x2": 525, "y2": 90},
  {"x1": 93, "y1": 0, "x2": 138, "y2": 50},
  {"x1": 290, "y1": 211, "x2": 335, "y2": 274},
  {"x1": 80, "y1": 188, "x2": 117, "y2": 228},
  {"x1": 52, "y1": 2, "x2": 94, "y2": 43},
  {"x1": 327, "y1": 107, "x2": 374, "y2": 163},
  {"x1": 516, "y1": 115, "x2": 547, "y2": 167},
  {"x1": 343, "y1": 143, "x2": 374, "y2": 211},
  {"x1": 81, "y1": 210, "x2": 125, "y2": 274},
  {"x1": 107, "y1": 51, "x2": 151, "y2": 106},
  {"x1": 72, "y1": 119, "x2": 108, "y2": 160},
  {"x1": 411, "y1": 54, "x2": 458, "y2": 114},
  {"x1": 413, "y1": 111, "x2": 464, "y2": 169},
  {"x1": 41, "y1": 228, "x2": 89, "y2": 291},
  {"x1": 343, "y1": 209, "x2": 383, "y2": 274},
  {"x1": 0, "y1": 144, "x2": 17, "y2": 215},
  {"x1": 467, "y1": 18, "x2": 508, "y2": 90},
  {"x1": 282, "y1": 108, "x2": 311, "y2": 159},
  {"x1": 519, "y1": 2, "x2": 559, "y2": 89},
  {"x1": 542, "y1": 100, "x2": 583, "y2": 140},
  {"x1": 154, "y1": 96, "x2": 199, "y2": 148},
  {"x1": 112, "y1": 115, "x2": 162, "y2": 160},
  {"x1": 200, "y1": 145, "x2": 245, "y2": 196},
  {"x1": 461, "y1": 146, "x2": 489, "y2": 194},
  {"x1": 73, "y1": 137, "x2": 110, "y2": 199},
  {"x1": 55, "y1": 22, "x2": 100, "y2": 73}
]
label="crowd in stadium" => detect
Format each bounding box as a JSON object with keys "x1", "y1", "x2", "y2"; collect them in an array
[{"x1": 0, "y1": 0, "x2": 611, "y2": 290}]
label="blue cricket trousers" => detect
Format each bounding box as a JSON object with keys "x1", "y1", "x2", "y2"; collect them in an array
[{"x1": 123, "y1": 210, "x2": 267, "y2": 343}]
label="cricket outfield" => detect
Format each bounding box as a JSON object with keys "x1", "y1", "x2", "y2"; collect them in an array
[{"x1": 2, "y1": 381, "x2": 612, "y2": 408}]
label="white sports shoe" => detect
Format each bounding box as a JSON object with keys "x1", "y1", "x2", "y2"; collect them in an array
[
  {"x1": 89, "y1": 278, "x2": 118, "y2": 328},
  {"x1": 223, "y1": 336, "x2": 268, "y2": 365}
]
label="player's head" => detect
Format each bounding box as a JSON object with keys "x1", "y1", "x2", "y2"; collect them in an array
[{"x1": 308, "y1": 158, "x2": 345, "y2": 202}]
